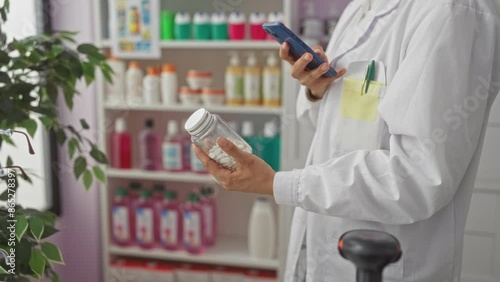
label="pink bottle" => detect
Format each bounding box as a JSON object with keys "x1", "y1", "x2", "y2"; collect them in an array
[
  {"x1": 129, "y1": 182, "x2": 142, "y2": 241},
  {"x1": 110, "y1": 118, "x2": 132, "y2": 169},
  {"x1": 111, "y1": 188, "x2": 134, "y2": 246},
  {"x1": 135, "y1": 190, "x2": 158, "y2": 249},
  {"x1": 181, "y1": 119, "x2": 192, "y2": 171},
  {"x1": 249, "y1": 12, "x2": 267, "y2": 40},
  {"x1": 200, "y1": 187, "x2": 217, "y2": 246},
  {"x1": 162, "y1": 120, "x2": 188, "y2": 172},
  {"x1": 229, "y1": 12, "x2": 246, "y2": 40},
  {"x1": 183, "y1": 193, "x2": 205, "y2": 255},
  {"x1": 153, "y1": 184, "x2": 165, "y2": 202},
  {"x1": 139, "y1": 119, "x2": 162, "y2": 171},
  {"x1": 159, "y1": 190, "x2": 183, "y2": 251}
]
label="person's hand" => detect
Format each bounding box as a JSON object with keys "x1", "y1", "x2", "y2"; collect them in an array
[
  {"x1": 279, "y1": 42, "x2": 346, "y2": 99},
  {"x1": 193, "y1": 138, "x2": 276, "y2": 195}
]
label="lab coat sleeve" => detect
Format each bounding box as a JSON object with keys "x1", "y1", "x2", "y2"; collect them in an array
[
  {"x1": 274, "y1": 5, "x2": 499, "y2": 224},
  {"x1": 295, "y1": 85, "x2": 322, "y2": 128}
]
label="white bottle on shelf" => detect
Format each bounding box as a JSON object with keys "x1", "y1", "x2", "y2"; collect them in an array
[
  {"x1": 225, "y1": 52, "x2": 245, "y2": 106},
  {"x1": 143, "y1": 66, "x2": 161, "y2": 104},
  {"x1": 106, "y1": 55, "x2": 126, "y2": 104},
  {"x1": 248, "y1": 197, "x2": 276, "y2": 259},
  {"x1": 161, "y1": 64, "x2": 178, "y2": 104},
  {"x1": 262, "y1": 52, "x2": 282, "y2": 107},
  {"x1": 126, "y1": 61, "x2": 143, "y2": 104},
  {"x1": 244, "y1": 52, "x2": 261, "y2": 106}
]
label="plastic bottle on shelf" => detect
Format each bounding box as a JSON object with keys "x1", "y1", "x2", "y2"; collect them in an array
[
  {"x1": 110, "y1": 118, "x2": 132, "y2": 169},
  {"x1": 161, "y1": 10, "x2": 175, "y2": 40},
  {"x1": 143, "y1": 66, "x2": 161, "y2": 104},
  {"x1": 225, "y1": 52, "x2": 245, "y2": 106},
  {"x1": 153, "y1": 184, "x2": 165, "y2": 203},
  {"x1": 159, "y1": 190, "x2": 183, "y2": 251},
  {"x1": 248, "y1": 197, "x2": 276, "y2": 259},
  {"x1": 135, "y1": 190, "x2": 158, "y2": 249},
  {"x1": 244, "y1": 53, "x2": 262, "y2": 106},
  {"x1": 126, "y1": 61, "x2": 143, "y2": 104},
  {"x1": 301, "y1": 1, "x2": 323, "y2": 46},
  {"x1": 161, "y1": 64, "x2": 178, "y2": 105},
  {"x1": 183, "y1": 193, "x2": 205, "y2": 254},
  {"x1": 211, "y1": 12, "x2": 228, "y2": 40},
  {"x1": 262, "y1": 52, "x2": 282, "y2": 107},
  {"x1": 139, "y1": 119, "x2": 162, "y2": 171},
  {"x1": 190, "y1": 145, "x2": 208, "y2": 174},
  {"x1": 162, "y1": 120, "x2": 186, "y2": 172},
  {"x1": 180, "y1": 118, "x2": 192, "y2": 171},
  {"x1": 111, "y1": 187, "x2": 134, "y2": 246},
  {"x1": 106, "y1": 55, "x2": 126, "y2": 104},
  {"x1": 260, "y1": 120, "x2": 281, "y2": 171},
  {"x1": 193, "y1": 12, "x2": 211, "y2": 40},
  {"x1": 228, "y1": 12, "x2": 246, "y2": 40},
  {"x1": 174, "y1": 12, "x2": 191, "y2": 40},
  {"x1": 200, "y1": 187, "x2": 217, "y2": 246},
  {"x1": 249, "y1": 12, "x2": 267, "y2": 40}
]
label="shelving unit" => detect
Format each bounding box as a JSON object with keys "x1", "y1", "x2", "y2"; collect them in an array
[
  {"x1": 107, "y1": 168, "x2": 216, "y2": 184},
  {"x1": 102, "y1": 40, "x2": 279, "y2": 50},
  {"x1": 104, "y1": 103, "x2": 284, "y2": 115}
]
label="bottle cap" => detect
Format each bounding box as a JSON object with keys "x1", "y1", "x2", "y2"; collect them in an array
[
  {"x1": 247, "y1": 53, "x2": 257, "y2": 67},
  {"x1": 184, "y1": 108, "x2": 213, "y2": 136},
  {"x1": 268, "y1": 12, "x2": 284, "y2": 23},
  {"x1": 211, "y1": 12, "x2": 227, "y2": 24},
  {"x1": 153, "y1": 184, "x2": 165, "y2": 192},
  {"x1": 167, "y1": 120, "x2": 179, "y2": 136},
  {"x1": 264, "y1": 121, "x2": 278, "y2": 137},
  {"x1": 193, "y1": 12, "x2": 210, "y2": 24},
  {"x1": 256, "y1": 197, "x2": 268, "y2": 203},
  {"x1": 145, "y1": 119, "x2": 154, "y2": 128},
  {"x1": 249, "y1": 12, "x2": 266, "y2": 24},
  {"x1": 130, "y1": 182, "x2": 142, "y2": 190},
  {"x1": 228, "y1": 12, "x2": 246, "y2": 24},
  {"x1": 164, "y1": 190, "x2": 177, "y2": 200},
  {"x1": 129, "y1": 61, "x2": 140, "y2": 68},
  {"x1": 228, "y1": 52, "x2": 241, "y2": 66},
  {"x1": 162, "y1": 64, "x2": 176, "y2": 73},
  {"x1": 241, "y1": 121, "x2": 254, "y2": 137},
  {"x1": 174, "y1": 12, "x2": 191, "y2": 24},
  {"x1": 201, "y1": 187, "x2": 214, "y2": 196},
  {"x1": 187, "y1": 193, "x2": 200, "y2": 203},
  {"x1": 116, "y1": 188, "x2": 128, "y2": 196},
  {"x1": 140, "y1": 190, "x2": 152, "y2": 198},
  {"x1": 115, "y1": 118, "x2": 127, "y2": 133},
  {"x1": 266, "y1": 53, "x2": 279, "y2": 67}
]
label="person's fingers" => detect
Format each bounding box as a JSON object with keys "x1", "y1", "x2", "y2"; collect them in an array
[
  {"x1": 216, "y1": 137, "x2": 251, "y2": 163},
  {"x1": 279, "y1": 42, "x2": 295, "y2": 65},
  {"x1": 335, "y1": 68, "x2": 347, "y2": 79},
  {"x1": 312, "y1": 45, "x2": 329, "y2": 62},
  {"x1": 193, "y1": 144, "x2": 221, "y2": 173},
  {"x1": 291, "y1": 53, "x2": 313, "y2": 79}
]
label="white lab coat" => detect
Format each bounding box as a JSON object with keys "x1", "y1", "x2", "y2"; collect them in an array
[{"x1": 273, "y1": 0, "x2": 500, "y2": 281}]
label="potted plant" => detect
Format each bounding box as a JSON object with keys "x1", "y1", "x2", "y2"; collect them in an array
[{"x1": 0, "y1": 0, "x2": 112, "y2": 280}]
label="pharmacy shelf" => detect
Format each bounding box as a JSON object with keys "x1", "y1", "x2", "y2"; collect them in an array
[
  {"x1": 104, "y1": 103, "x2": 284, "y2": 115},
  {"x1": 101, "y1": 40, "x2": 279, "y2": 50},
  {"x1": 109, "y1": 235, "x2": 279, "y2": 270},
  {"x1": 107, "y1": 169, "x2": 217, "y2": 184}
]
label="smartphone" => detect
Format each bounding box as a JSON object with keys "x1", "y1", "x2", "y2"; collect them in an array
[{"x1": 262, "y1": 21, "x2": 337, "y2": 77}]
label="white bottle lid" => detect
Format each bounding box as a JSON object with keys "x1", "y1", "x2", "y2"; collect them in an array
[
  {"x1": 193, "y1": 12, "x2": 210, "y2": 24},
  {"x1": 167, "y1": 120, "x2": 179, "y2": 136},
  {"x1": 241, "y1": 121, "x2": 254, "y2": 137},
  {"x1": 185, "y1": 108, "x2": 212, "y2": 135},
  {"x1": 268, "y1": 12, "x2": 284, "y2": 23},
  {"x1": 175, "y1": 12, "x2": 191, "y2": 24},
  {"x1": 229, "y1": 12, "x2": 246, "y2": 24},
  {"x1": 229, "y1": 52, "x2": 241, "y2": 66},
  {"x1": 247, "y1": 53, "x2": 258, "y2": 67},
  {"x1": 264, "y1": 121, "x2": 278, "y2": 138},
  {"x1": 211, "y1": 12, "x2": 227, "y2": 24},
  {"x1": 249, "y1": 12, "x2": 266, "y2": 24},
  {"x1": 115, "y1": 118, "x2": 127, "y2": 133}
]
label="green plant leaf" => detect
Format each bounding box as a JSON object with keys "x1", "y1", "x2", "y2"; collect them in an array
[
  {"x1": 6, "y1": 156, "x2": 13, "y2": 166},
  {"x1": 1, "y1": 135, "x2": 15, "y2": 146},
  {"x1": 90, "y1": 145, "x2": 108, "y2": 164},
  {"x1": 15, "y1": 214, "x2": 28, "y2": 241},
  {"x1": 0, "y1": 190, "x2": 8, "y2": 201},
  {"x1": 83, "y1": 169, "x2": 93, "y2": 190},
  {"x1": 45, "y1": 82, "x2": 58, "y2": 103},
  {"x1": 68, "y1": 138, "x2": 79, "y2": 159},
  {"x1": 14, "y1": 277, "x2": 31, "y2": 282},
  {"x1": 21, "y1": 119, "x2": 38, "y2": 138},
  {"x1": 51, "y1": 271, "x2": 61, "y2": 282},
  {"x1": 82, "y1": 62, "x2": 95, "y2": 85},
  {"x1": 29, "y1": 216, "x2": 44, "y2": 241},
  {"x1": 41, "y1": 242, "x2": 65, "y2": 265},
  {"x1": 39, "y1": 117, "x2": 53, "y2": 130},
  {"x1": 29, "y1": 249, "x2": 46, "y2": 279},
  {"x1": 40, "y1": 224, "x2": 59, "y2": 239},
  {"x1": 0, "y1": 265, "x2": 7, "y2": 274},
  {"x1": 80, "y1": 119, "x2": 89, "y2": 129},
  {"x1": 0, "y1": 50, "x2": 10, "y2": 64},
  {"x1": 92, "y1": 166, "x2": 106, "y2": 183},
  {"x1": 63, "y1": 87, "x2": 74, "y2": 109},
  {"x1": 51, "y1": 44, "x2": 65, "y2": 57},
  {"x1": 73, "y1": 156, "x2": 87, "y2": 179},
  {"x1": 56, "y1": 129, "x2": 66, "y2": 145},
  {"x1": 77, "y1": 43, "x2": 99, "y2": 55},
  {"x1": 0, "y1": 71, "x2": 10, "y2": 84}
]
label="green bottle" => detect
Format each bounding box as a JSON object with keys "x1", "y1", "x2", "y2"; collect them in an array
[
  {"x1": 174, "y1": 12, "x2": 191, "y2": 40},
  {"x1": 161, "y1": 10, "x2": 175, "y2": 40},
  {"x1": 241, "y1": 121, "x2": 258, "y2": 155},
  {"x1": 193, "y1": 12, "x2": 211, "y2": 40},
  {"x1": 260, "y1": 121, "x2": 280, "y2": 171},
  {"x1": 211, "y1": 12, "x2": 228, "y2": 40}
]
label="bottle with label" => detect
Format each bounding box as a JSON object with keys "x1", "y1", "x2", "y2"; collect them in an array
[
  {"x1": 249, "y1": 12, "x2": 267, "y2": 40},
  {"x1": 139, "y1": 119, "x2": 162, "y2": 170},
  {"x1": 262, "y1": 52, "x2": 282, "y2": 107},
  {"x1": 260, "y1": 121, "x2": 281, "y2": 171},
  {"x1": 200, "y1": 187, "x2": 217, "y2": 246},
  {"x1": 248, "y1": 197, "x2": 276, "y2": 259},
  {"x1": 106, "y1": 55, "x2": 126, "y2": 104},
  {"x1": 135, "y1": 190, "x2": 158, "y2": 249},
  {"x1": 162, "y1": 120, "x2": 186, "y2": 172},
  {"x1": 161, "y1": 64, "x2": 178, "y2": 105},
  {"x1": 193, "y1": 12, "x2": 211, "y2": 40},
  {"x1": 174, "y1": 12, "x2": 191, "y2": 40},
  {"x1": 190, "y1": 145, "x2": 208, "y2": 174},
  {"x1": 244, "y1": 53, "x2": 262, "y2": 106},
  {"x1": 183, "y1": 193, "x2": 205, "y2": 254},
  {"x1": 211, "y1": 12, "x2": 228, "y2": 40},
  {"x1": 161, "y1": 10, "x2": 175, "y2": 40},
  {"x1": 228, "y1": 12, "x2": 246, "y2": 40},
  {"x1": 112, "y1": 188, "x2": 133, "y2": 246},
  {"x1": 126, "y1": 61, "x2": 144, "y2": 104},
  {"x1": 110, "y1": 118, "x2": 132, "y2": 169},
  {"x1": 160, "y1": 191, "x2": 183, "y2": 251},
  {"x1": 143, "y1": 66, "x2": 161, "y2": 104},
  {"x1": 241, "y1": 121, "x2": 258, "y2": 154},
  {"x1": 225, "y1": 52, "x2": 245, "y2": 105}
]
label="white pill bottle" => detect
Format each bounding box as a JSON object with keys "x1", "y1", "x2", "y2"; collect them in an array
[{"x1": 184, "y1": 108, "x2": 252, "y2": 169}]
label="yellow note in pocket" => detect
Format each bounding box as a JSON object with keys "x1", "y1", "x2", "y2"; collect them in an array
[{"x1": 340, "y1": 77, "x2": 385, "y2": 122}]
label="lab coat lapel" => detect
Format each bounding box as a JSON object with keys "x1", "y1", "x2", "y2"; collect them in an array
[{"x1": 332, "y1": 0, "x2": 403, "y2": 62}]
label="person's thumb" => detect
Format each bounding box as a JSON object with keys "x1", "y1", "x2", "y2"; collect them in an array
[{"x1": 217, "y1": 137, "x2": 248, "y2": 162}]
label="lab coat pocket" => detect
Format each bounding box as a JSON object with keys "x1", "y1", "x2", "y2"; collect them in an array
[{"x1": 340, "y1": 77, "x2": 386, "y2": 122}]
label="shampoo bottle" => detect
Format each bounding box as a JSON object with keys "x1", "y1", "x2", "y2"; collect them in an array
[
  {"x1": 139, "y1": 119, "x2": 162, "y2": 171},
  {"x1": 244, "y1": 53, "x2": 261, "y2": 106},
  {"x1": 135, "y1": 190, "x2": 158, "y2": 249},
  {"x1": 228, "y1": 12, "x2": 246, "y2": 40},
  {"x1": 200, "y1": 187, "x2": 217, "y2": 246},
  {"x1": 260, "y1": 121, "x2": 281, "y2": 171},
  {"x1": 110, "y1": 118, "x2": 132, "y2": 169},
  {"x1": 161, "y1": 64, "x2": 178, "y2": 105},
  {"x1": 162, "y1": 120, "x2": 186, "y2": 172},
  {"x1": 262, "y1": 53, "x2": 282, "y2": 107},
  {"x1": 143, "y1": 66, "x2": 161, "y2": 104},
  {"x1": 183, "y1": 193, "x2": 205, "y2": 254},
  {"x1": 106, "y1": 56, "x2": 126, "y2": 103},
  {"x1": 225, "y1": 52, "x2": 245, "y2": 105},
  {"x1": 248, "y1": 197, "x2": 276, "y2": 259},
  {"x1": 126, "y1": 61, "x2": 143, "y2": 104},
  {"x1": 112, "y1": 188, "x2": 134, "y2": 246},
  {"x1": 160, "y1": 191, "x2": 183, "y2": 251}
]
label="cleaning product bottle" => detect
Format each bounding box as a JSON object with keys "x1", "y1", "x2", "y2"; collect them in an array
[
  {"x1": 129, "y1": 182, "x2": 141, "y2": 241},
  {"x1": 260, "y1": 121, "x2": 281, "y2": 171},
  {"x1": 161, "y1": 10, "x2": 175, "y2": 40},
  {"x1": 106, "y1": 55, "x2": 126, "y2": 103},
  {"x1": 228, "y1": 12, "x2": 246, "y2": 40},
  {"x1": 174, "y1": 12, "x2": 191, "y2": 40},
  {"x1": 211, "y1": 12, "x2": 228, "y2": 40},
  {"x1": 161, "y1": 64, "x2": 178, "y2": 105},
  {"x1": 110, "y1": 118, "x2": 132, "y2": 169},
  {"x1": 143, "y1": 66, "x2": 161, "y2": 104},
  {"x1": 249, "y1": 12, "x2": 267, "y2": 40},
  {"x1": 112, "y1": 188, "x2": 134, "y2": 246},
  {"x1": 193, "y1": 12, "x2": 211, "y2": 40},
  {"x1": 135, "y1": 190, "x2": 158, "y2": 249},
  {"x1": 200, "y1": 187, "x2": 217, "y2": 246},
  {"x1": 241, "y1": 121, "x2": 258, "y2": 154},
  {"x1": 126, "y1": 61, "x2": 144, "y2": 104},
  {"x1": 262, "y1": 53, "x2": 282, "y2": 107},
  {"x1": 153, "y1": 184, "x2": 165, "y2": 203},
  {"x1": 301, "y1": 1, "x2": 323, "y2": 46},
  {"x1": 162, "y1": 120, "x2": 186, "y2": 172},
  {"x1": 244, "y1": 53, "x2": 261, "y2": 106},
  {"x1": 160, "y1": 190, "x2": 183, "y2": 250},
  {"x1": 183, "y1": 193, "x2": 205, "y2": 254},
  {"x1": 139, "y1": 119, "x2": 162, "y2": 171},
  {"x1": 248, "y1": 197, "x2": 276, "y2": 259},
  {"x1": 225, "y1": 52, "x2": 245, "y2": 105}
]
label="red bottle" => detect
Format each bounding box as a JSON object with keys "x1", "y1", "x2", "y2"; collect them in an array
[
  {"x1": 139, "y1": 119, "x2": 162, "y2": 171},
  {"x1": 110, "y1": 118, "x2": 132, "y2": 169}
]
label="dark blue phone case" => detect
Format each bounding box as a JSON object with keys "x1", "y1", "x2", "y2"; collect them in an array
[{"x1": 262, "y1": 21, "x2": 337, "y2": 77}]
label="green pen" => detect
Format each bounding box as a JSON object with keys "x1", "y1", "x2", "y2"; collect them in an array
[{"x1": 364, "y1": 60, "x2": 376, "y2": 94}]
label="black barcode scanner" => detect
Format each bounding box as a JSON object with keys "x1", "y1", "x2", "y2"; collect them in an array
[{"x1": 338, "y1": 230, "x2": 402, "y2": 282}]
